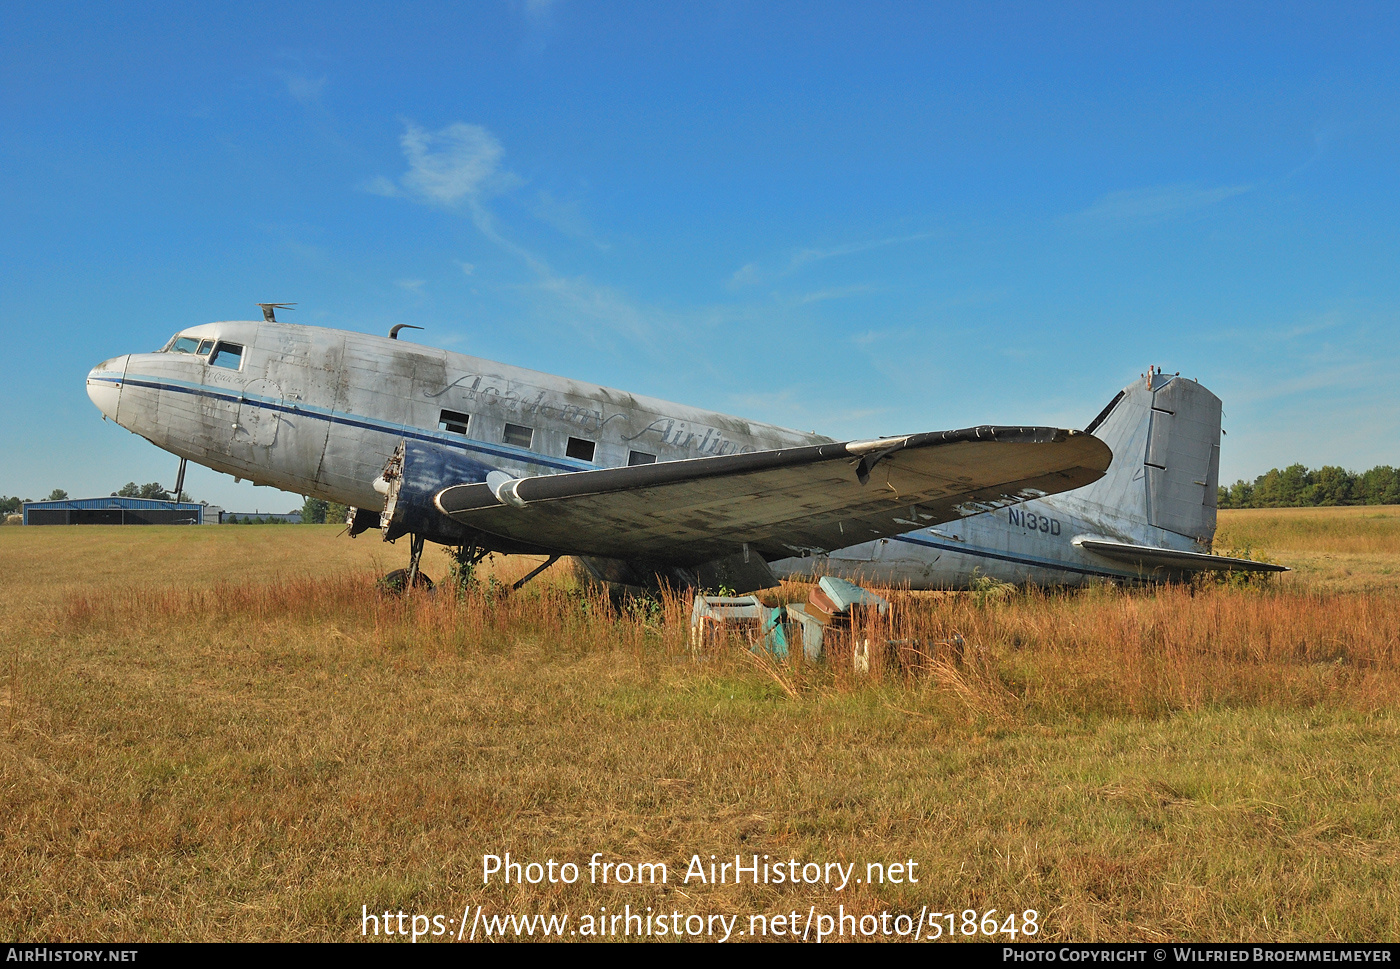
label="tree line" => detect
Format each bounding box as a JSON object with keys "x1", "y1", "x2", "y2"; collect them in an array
[
  {"x1": 299, "y1": 497, "x2": 348, "y2": 525},
  {"x1": 1218, "y1": 464, "x2": 1400, "y2": 509}
]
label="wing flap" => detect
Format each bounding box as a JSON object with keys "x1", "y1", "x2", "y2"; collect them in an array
[
  {"x1": 435, "y1": 425, "x2": 1110, "y2": 564},
  {"x1": 1074, "y1": 538, "x2": 1287, "y2": 573}
]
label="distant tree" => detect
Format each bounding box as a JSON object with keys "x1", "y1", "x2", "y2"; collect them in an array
[
  {"x1": 1308, "y1": 466, "x2": 1352, "y2": 506},
  {"x1": 327, "y1": 502, "x2": 350, "y2": 526},
  {"x1": 1250, "y1": 464, "x2": 1308, "y2": 507},
  {"x1": 137, "y1": 482, "x2": 172, "y2": 501},
  {"x1": 46, "y1": 488, "x2": 68, "y2": 501},
  {"x1": 116, "y1": 482, "x2": 141, "y2": 497},
  {"x1": 301, "y1": 496, "x2": 329, "y2": 524},
  {"x1": 0, "y1": 496, "x2": 22, "y2": 515},
  {"x1": 1355, "y1": 466, "x2": 1400, "y2": 505},
  {"x1": 1218, "y1": 462, "x2": 1400, "y2": 508},
  {"x1": 1218, "y1": 479, "x2": 1253, "y2": 509}
]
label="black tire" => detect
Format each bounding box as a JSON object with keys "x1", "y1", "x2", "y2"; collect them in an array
[{"x1": 378, "y1": 569, "x2": 435, "y2": 595}]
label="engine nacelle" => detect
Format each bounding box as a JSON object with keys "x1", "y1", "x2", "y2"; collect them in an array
[{"x1": 376, "y1": 439, "x2": 496, "y2": 546}]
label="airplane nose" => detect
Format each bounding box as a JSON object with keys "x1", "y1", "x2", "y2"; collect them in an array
[{"x1": 86, "y1": 355, "x2": 129, "y2": 422}]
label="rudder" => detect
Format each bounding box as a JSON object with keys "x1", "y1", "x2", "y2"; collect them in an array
[{"x1": 1074, "y1": 368, "x2": 1221, "y2": 544}]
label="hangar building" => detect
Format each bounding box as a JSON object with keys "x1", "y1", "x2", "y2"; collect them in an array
[{"x1": 22, "y1": 497, "x2": 209, "y2": 525}]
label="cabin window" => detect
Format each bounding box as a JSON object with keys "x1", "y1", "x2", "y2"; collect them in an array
[
  {"x1": 438, "y1": 410, "x2": 471, "y2": 435},
  {"x1": 197, "y1": 339, "x2": 214, "y2": 355},
  {"x1": 628, "y1": 450, "x2": 656, "y2": 466},
  {"x1": 209, "y1": 342, "x2": 244, "y2": 370},
  {"x1": 170, "y1": 336, "x2": 201, "y2": 354},
  {"x1": 566, "y1": 437, "x2": 596, "y2": 462},
  {"x1": 503, "y1": 423, "x2": 533, "y2": 449}
]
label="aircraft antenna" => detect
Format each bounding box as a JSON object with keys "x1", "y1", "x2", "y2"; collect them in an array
[
  {"x1": 257, "y1": 303, "x2": 297, "y2": 322},
  {"x1": 389, "y1": 324, "x2": 424, "y2": 340}
]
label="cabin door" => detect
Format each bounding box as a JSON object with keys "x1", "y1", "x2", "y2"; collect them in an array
[{"x1": 238, "y1": 380, "x2": 283, "y2": 447}]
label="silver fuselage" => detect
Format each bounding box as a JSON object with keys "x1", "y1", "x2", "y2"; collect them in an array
[
  {"x1": 87, "y1": 319, "x2": 826, "y2": 514},
  {"x1": 87, "y1": 321, "x2": 1217, "y2": 588}
]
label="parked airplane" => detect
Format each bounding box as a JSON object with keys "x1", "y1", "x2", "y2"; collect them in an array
[{"x1": 85, "y1": 312, "x2": 1280, "y2": 591}]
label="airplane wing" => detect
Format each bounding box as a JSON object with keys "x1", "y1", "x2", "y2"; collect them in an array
[
  {"x1": 1072, "y1": 538, "x2": 1288, "y2": 574},
  {"x1": 433, "y1": 425, "x2": 1111, "y2": 565}
]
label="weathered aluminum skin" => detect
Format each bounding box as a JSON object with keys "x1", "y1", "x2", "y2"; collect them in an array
[
  {"x1": 87, "y1": 321, "x2": 1218, "y2": 587},
  {"x1": 770, "y1": 371, "x2": 1230, "y2": 587},
  {"x1": 88, "y1": 320, "x2": 828, "y2": 515}
]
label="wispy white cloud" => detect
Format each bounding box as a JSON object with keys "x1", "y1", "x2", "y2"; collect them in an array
[
  {"x1": 519, "y1": 0, "x2": 559, "y2": 25},
  {"x1": 530, "y1": 190, "x2": 609, "y2": 249},
  {"x1": 1076, "y1": 183, "x2": 1251, "y2": 223},
  {"x1": 799, "y1": 284, "x2": 873, "y2": 305},
  {"x1": 397, "y1": 122, "x2": 516, "y2": 209},
  {"x1": 534, "y1": 273, "x2": 656, "y2": 341},
  {"x1": 1278, "y1": 130, "x2": 1331, "y2": 185},
  {"x1": 848, "y1": 326, "x2": 918, "y2": 349},
  {"x1": 788, "y1": 231, "x2": 939, "y2": 271},
  {"x1": 283, "y1": 74, "x2": 327, "y2": 105},
  {"x1": 375, "y1": 120, "x2": 542, "y2": 272},
  {"x1": 271, "y1": 49, "x2": 330, "y2": 106},
  {"x1": 726, "y1": 388, "x2": 889, "y2": 433},
  {"x1": 728, "y1": 230, "x2": 936, "y2": 288},
  {"x1": 727, "y1": 262, "x2": 761, "y2": 290},
  {"x1": 374, "y1": 119, "x2": 668, "y2": 344},
  {"x1": 1273, "y1": 314, "x2": 1347, "y2": 342},
  {"x1": 396, "y1": 278, "x2": 426, "y2": 294},
  {"x1": 1227, "y1": 355, "x2": 1379, "y2": 407},
  {"x1": 1202, "y1": 309, "x2": 1351, "y2": 346},
  {"x1": 361, "y1": 175, "x2": 402, "y2": 198}
]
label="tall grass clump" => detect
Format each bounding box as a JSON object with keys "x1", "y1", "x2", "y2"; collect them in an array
[
  {"x1": 59, "y1": 566, "x2": 693, "y2": 663},
  {"x1": 56, "y1": 565, "x2": 1400, "y2": 722},
  {"x1": 824, "y1": 583, "x2": 1400, "y2": 720}
]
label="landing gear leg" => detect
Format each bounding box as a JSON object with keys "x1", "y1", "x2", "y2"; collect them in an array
[
  {"x1": 380, "y1": 534, "x2": 434, "y2": 594},
  {"x1": 512, "y1": 554, "x2": 560, "y2": 592},
  {"x1": 405, "y1": 533, "x2": 426, "y2": 590},
  {"x1": 446, "y1": 544, "x2": 491, "y2": 591}
]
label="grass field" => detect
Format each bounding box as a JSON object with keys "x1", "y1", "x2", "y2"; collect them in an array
[
  {"x1": 3, "y1": 510, "x2": 1399, "y2": 942},
  {"x1": 1215, "y1": 504, "x2": 1400, "y2": 593}
]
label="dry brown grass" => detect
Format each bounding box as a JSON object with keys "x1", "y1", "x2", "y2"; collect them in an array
[
  {"x1": 2, "y1": 523, "x2": 1399, "y2": 942},
  {"x1": 1217, "y1": 505, "x2": 1400, "y2": 555},
  {"x1": 1217, "y1": 506, "x2": 1400, "y2": 593}
]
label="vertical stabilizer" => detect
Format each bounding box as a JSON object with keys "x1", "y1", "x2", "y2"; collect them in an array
[{"x1": 1071, "y1": 369, "x2": 1221, "y2": 544}]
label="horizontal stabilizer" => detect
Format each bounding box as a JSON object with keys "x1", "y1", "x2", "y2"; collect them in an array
[
  {"x1": 1074, "y1": 537, "x2": 1287, "y2": 573},
  {"x1": 434, "y1": 425, "x2": 1111, "y2": 565}
]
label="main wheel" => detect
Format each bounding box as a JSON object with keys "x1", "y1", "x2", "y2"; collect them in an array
[{"x1": 378, "y1": 569, "x2": 435, "y2": 595}]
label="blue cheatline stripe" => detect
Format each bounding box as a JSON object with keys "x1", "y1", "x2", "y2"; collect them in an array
[
  {"x1": 98, "y1": 373, "x2": 594, "y2": 474},
  {"x1": 890, "y1": 534, "x2": 1141, "y2": 580}
]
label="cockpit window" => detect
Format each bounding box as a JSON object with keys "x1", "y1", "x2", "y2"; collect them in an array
[
  {"x1": 209, "y1": 342, "x2": 244, "y2": 370},
  {"x1": 161, "y1": 333, "x2": 218, "y2": 355}
]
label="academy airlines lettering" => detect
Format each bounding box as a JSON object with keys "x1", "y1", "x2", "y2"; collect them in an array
[{"x1": 425, "y1": 372, "x2": 756, "y2": 455}]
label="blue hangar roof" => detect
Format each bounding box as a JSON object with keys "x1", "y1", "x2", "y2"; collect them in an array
[{"x1": 22, "y1": 497, "x2": 204, "y2": 511}]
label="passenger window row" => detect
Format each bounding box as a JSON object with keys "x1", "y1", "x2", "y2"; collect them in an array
[{"x1": 435, "y1": 408, "x2": 654, "y2": 466}]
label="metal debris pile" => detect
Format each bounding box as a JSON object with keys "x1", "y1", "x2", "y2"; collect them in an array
[{"x1": 690, "y1": 576, "x2": 889, "y2": 667}]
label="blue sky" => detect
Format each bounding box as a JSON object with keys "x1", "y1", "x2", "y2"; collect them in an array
[{"x1": 2, "y1": 2, "x2": 1397, "y2": 511}]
